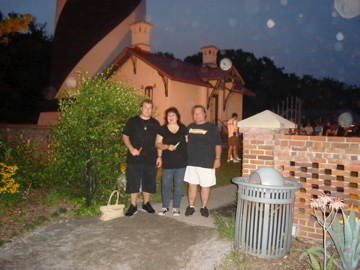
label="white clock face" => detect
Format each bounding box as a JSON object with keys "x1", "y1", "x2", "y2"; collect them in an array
[
  {"x1": 66, "y1": 77, "x2": 77, "y2": 87},
  {"x1": 220, "y1": 58, "x2": 232, "y2": 70}
]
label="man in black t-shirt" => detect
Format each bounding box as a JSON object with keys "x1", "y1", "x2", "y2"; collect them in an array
[
  {"x1": 184, "y1": 105, "x2": 222, "y2": 218},
  {"x1": 122, "y1": 100, "x2": 162, "y2": 217}
]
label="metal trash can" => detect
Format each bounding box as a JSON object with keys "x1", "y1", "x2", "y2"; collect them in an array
[{"x1": 232, "y1": 167, "x2": 301, "y2": 258}]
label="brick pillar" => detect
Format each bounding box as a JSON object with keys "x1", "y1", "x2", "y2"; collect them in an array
[{"x1": 240, "y1": 127, "x2": 284, "y2": 176}]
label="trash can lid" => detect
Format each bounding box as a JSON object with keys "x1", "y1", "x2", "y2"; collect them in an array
[{"x1": 249, "y1": 167, "x2": 285, "y2": 186}]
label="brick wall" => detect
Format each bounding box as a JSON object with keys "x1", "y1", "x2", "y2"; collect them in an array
[
  {"x1": 0, "y1": 124, "x2": 52, "y2": 160},
  {"x1": 241, "y1": 127, "x2": 360, "y2": 241}
]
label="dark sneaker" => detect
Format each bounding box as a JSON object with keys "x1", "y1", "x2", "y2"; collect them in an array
[
  {"x1": 158, "y1": 208, "x2": 169, "y2": 216},
  {"x1": 172, "y1": 208, "x2": 180, "y2": 216},
  {"x1": 185, "y1": 206, "x2": 195, "y2": 216},
  {"x1": 125, "y1": 204, "x2": 138, "y2": 217},
  {"x1": 142, "y1": 202, "x2": 155, "y2": 214},
  {"x1": 200, "y1": 207, "x2": 209, "y2": 217}
]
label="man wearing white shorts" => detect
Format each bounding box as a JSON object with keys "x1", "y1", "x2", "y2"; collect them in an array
[{"x1": 184, "y1": 105, "x2": 222, "y2": 217}]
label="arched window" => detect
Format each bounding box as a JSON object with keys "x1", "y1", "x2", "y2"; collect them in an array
[{"x1": 145, "y1": 86, "x2": 153, "y2": 100}]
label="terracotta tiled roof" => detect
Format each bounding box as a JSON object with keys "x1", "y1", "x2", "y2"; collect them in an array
[{"x1": 109, "y1": 47, "x2": 255, "y2": 96}]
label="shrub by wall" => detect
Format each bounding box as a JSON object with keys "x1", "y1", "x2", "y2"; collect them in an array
[{"x1": 0, "y1": 124, "x2": 51, "y2": 160}]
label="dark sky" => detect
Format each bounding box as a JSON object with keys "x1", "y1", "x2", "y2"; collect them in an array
[{"x1": 1, "y1": 0, "x2": 360, "y2": 86}]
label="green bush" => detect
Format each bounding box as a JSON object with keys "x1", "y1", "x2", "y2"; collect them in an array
[
  {"x1": 42, "y1": 189, "x2": 63, "y2": 205},
  {"x1": 0, "y1": 135, "x2": 47, "y2": 190},
  {"x1": 49, "y1": 69, "x2": 146, "y2": 206},
  {"x1": 12, "y1": 137, "x2": 47, "y2": 189}
]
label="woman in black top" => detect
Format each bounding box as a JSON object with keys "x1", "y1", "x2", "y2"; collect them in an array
[{"x1": 155, "y1": 107, "x2": 187, "y2": 216}]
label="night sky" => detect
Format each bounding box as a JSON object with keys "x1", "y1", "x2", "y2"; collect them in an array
[{"x1": 1, "y1": 0, "x2": 359, "y2": 86}]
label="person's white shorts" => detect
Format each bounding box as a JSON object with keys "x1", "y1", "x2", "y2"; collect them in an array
[{"x1": 184, "y1": 166, "x2": 216, "y2": 187}]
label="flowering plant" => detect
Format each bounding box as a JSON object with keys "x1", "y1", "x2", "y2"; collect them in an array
[
  {"x1": 309, "y1": 193, "x2": 345, "y2": 270},
  {"x1": 302, "y1": 192, "x2": 360, "y2": 270},
  {"x1": 116, "y1": 163, "x2": 127, "y2": 187},
  {"x1": 0, "y1": 163, "x2": 19, "y2": 195}
]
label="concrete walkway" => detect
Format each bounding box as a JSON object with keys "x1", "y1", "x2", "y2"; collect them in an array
[
  {"x1": 0, "y1": 184, "x2": 238, "y2": 270},
  {"x1": 152, "y1": 184, "x2": 238, "y2": 228}
]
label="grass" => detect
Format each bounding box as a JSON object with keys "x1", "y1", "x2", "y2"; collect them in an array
[
  {"x1": 12, "y1": 216, "x2": 24, "y2": 222},
  {"x1": 42, "y1": 189, "x2": 63, "y2": 205},
  {"x1": 213, "y1": 212, "x2": 236, "y2": 240},
  {"x1": 33, "y1": 216, "x2": 49, "y2": 226},
  {"x1": 217, "y1": 249, "x2": 251, "y2": 270},
  {"x1": 215, "y1": 148, "x2": 242, "y2": 187},
  {"x1": 1, "y1": 206, "x2": 72, "y2": 247},
  {"x1": 21, "y1": 205, "x2": 29, "y2": 213}
]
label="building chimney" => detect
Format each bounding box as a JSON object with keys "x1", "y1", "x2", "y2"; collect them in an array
[
  {"x1": 201, "y1": 45, "x2": 218, "y2": 67},
  {"x1": 130, "y1": 21, "x2": 152, "y2": 52}
]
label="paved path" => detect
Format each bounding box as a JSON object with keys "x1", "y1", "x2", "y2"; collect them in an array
[
  {"x1": 152, "y1": 184, "x2": 238, "y2": 228},
  {"x1": 0, "y1": 184, "x2": 238, "y2": 270}
]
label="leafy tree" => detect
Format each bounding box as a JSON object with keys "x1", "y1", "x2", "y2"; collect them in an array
[
  {"x1": 184, "y1": 52, "x2": 202, "y2": 66},
  {"x1": 49, "y1": 69, "x2": 146, "y2": 206},
  {"x1": 0, "y1": 12, "x2": 33, "y2": 45},
  {"x1": 184, "y1": 49, "x2": 360, "y2": 120},
  {"x1": 154, "y1": 51, "x2": 177, "y2": 59},
  {"x1": 0, "y1": 12, "x2": 54, "y2": 124}
]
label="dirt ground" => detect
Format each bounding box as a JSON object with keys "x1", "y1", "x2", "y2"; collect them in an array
[
  {"x1": 0, "y1": 189, "x2": 77, "y2": 245},
  {"x1": 1, "y1": 190, "x2": 325, "y2": 270}
]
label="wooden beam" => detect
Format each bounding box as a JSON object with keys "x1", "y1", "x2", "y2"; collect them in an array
[
  {"x1": 158, "y1": 72, "x2": 169, "y2": 97},
  {"x1": 223, "y1": 81, "x2": 235, "y2": 111},
  {"x1": 131, "y1": 56, "x2": 137, "y2": 74}
]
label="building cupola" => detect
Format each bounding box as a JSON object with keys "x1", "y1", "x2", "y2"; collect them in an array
[
  {"x1": 201, "y1": 45, "x2": 218, "y2": 68},
  {"x1": 130, "y1": 21, "x2": 153, "y2": 52}
]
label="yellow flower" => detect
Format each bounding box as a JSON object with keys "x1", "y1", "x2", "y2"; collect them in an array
[
  {"x1": 120, "y1": 163, "x2": 127, "y2": 173},
  {"x1": 0, "y1": 163, "x2": 19, "y2": 194}
]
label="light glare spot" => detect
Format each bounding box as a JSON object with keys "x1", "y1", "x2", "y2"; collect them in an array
[
  {"x1": 334, "y1": 0, "x2": 360, "y2": 19},
  {"x1": 336, "y1": 32, "x2": 344, "y2": 41},
  {"x1": 280, "y1": 0, "x2": 288, "y2": 6},
  {"x1": 267, "y1": 19, "x2": 275, "y2": 28},
  {"x1": 334, "y1": 42, "x2": 344, "y2": 52},
  {"x1": 191, "y1": 20, "x2": 199, "y2": 29},
  {"x1": 145, "y1": 15, "x2": 152, "y2": 23},
  {"x1": 283, "y1": 48, "x2": 291, "y2": 55},
  {"x1": 228, "y1": 18, "x2": 237, "y2": 27},
  {"x1": 165, "y1": 27, "x2": 176, "y2": 34},
  {"x1": 244, "y1": 0, "x2": 260, "y2": 15}
]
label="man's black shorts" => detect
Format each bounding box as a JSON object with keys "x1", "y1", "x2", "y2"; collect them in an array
[{"x1": 125, "y1": 163, "x2": 157, "y2": 194}]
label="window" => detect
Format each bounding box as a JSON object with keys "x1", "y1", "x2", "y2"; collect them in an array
[{"x1": 145, "y1": 86, "x2": 153, "y2": 99}]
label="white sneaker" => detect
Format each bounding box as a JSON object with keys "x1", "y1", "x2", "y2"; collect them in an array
[
  {"x1": 172, "y1": 208, "x2": 180, "y2": 216},
  {"x1": 233, "y1": 160, "x2": 240, "y2": 163},
  {"x1": 158, "y1": 208, "x2": 169, "y2": 215}
]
